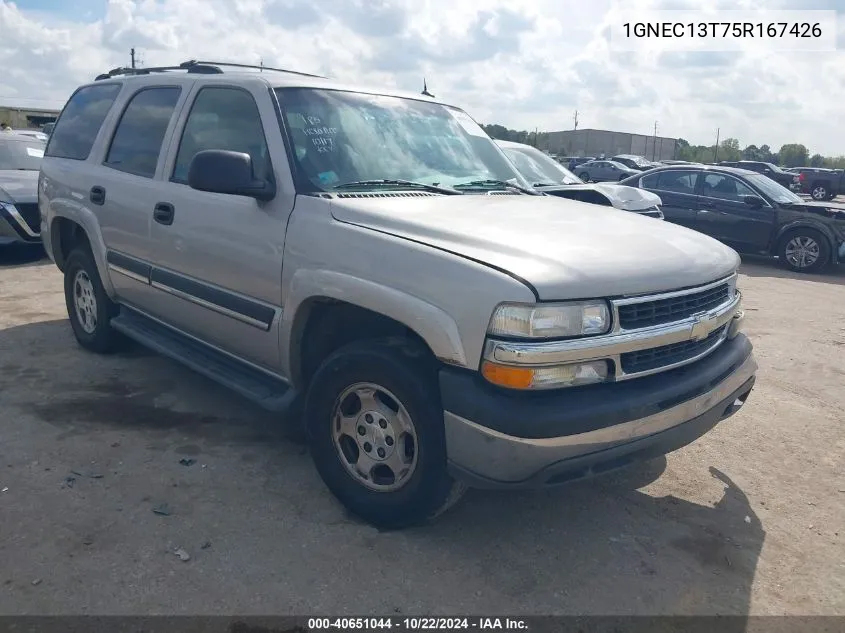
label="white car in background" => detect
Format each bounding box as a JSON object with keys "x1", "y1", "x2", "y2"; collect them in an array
[
  {"x1": 13, "y1": 130, "x2": 49, "y2": 142},
  {"x1": 496, "y1": 139, "x2": 664, "y2": 219}
]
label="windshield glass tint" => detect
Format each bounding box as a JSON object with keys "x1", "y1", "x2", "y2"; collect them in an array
[
  {"x1": 274, "y1": 88, "x2": 529, "y2": 190},
  {"x1": 503, "y1": 146, "x2": 582, "y2": 185},
  {"x1": 746, "y1": 173, "x2": 802, "y2": 204},
  {"x1": 0, "y1": 138, "x2": 45, "y2": 170}
]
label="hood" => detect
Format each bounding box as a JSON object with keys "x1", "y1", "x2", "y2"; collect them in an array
[
  {"x1": 329, "y1": 194, "x2": 740, "y2": 299},
  {"x1": 0, "y1": 170, "x2": 39, "y2": 204},
  {"x1": 786, "y1": 200, "x2": 845, "y2": 221},
  {"x1": 538, "y1": 183, "x2": 662, "y2": 212}
]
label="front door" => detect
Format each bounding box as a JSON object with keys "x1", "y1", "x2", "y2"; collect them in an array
[
  {"x1": 694, "y1": 172, "x2": 775, "y2": 252},
  {"x1": 147, "y1": 84, "x2": 296, "y2": 372}
]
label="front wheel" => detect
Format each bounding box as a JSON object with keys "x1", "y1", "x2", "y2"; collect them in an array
[
  {"x1": 304, "y1": 338, "x2": 466, "y2": 529},
  {"x1": 778, "y1": 229, "x2": 830, "y2": 273}
]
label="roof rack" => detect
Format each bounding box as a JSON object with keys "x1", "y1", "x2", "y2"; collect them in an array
[{"x1": 94, "y1": 59, "x2": 326, "y2": 81}]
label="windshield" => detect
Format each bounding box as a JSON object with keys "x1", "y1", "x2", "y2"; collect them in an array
[
  {"x1": 274, "y1": 88, "x2": 531, "y2": 192},
  {"x1": 0, "y1": 138, "x2": 45, "y2": 170},
  {"x1": 501, "y1": 145, "x2": 582, "y2": 186},
  {"x1": 746, "y1": 173, "x2": 802, "y2": 204}
]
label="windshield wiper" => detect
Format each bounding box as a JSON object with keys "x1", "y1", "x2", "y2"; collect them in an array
[
  {"x1": 333, "y1": 179, "x2": 461, "y2": 195},
  {"x1": 453, "y1": 179, "x2": 538, "y2": 195}
]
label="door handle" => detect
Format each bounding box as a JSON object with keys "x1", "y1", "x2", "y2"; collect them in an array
[
  {"x1": 90, "y1": 186, "x2": 106, "y2": 206},
  {"x1": 153, "y1": 202, "x2": 175, "y2": 226}
]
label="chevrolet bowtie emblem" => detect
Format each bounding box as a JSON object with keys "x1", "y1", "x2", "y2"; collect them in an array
[{"x1": 689, "y1": 312, "x2": 716, "y2": 341}]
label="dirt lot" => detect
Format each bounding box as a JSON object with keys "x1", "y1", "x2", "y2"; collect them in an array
[{"x1": 0, "y1": 246, "x2": 843, "y2": 616}]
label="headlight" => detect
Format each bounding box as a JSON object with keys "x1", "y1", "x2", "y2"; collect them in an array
[{"x1": 487, "y1": 301, "x2": 611, "y2": 339}]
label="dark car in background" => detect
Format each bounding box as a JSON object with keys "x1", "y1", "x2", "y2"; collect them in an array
[
  {"x1": 787, "y1": 167, "x2": 845, "y2": 201},
  {"x1": 496, "y1": 140, "x2": 664, "y2": 218},
  {"x1": 612, "y1": 154, "x2": 660, "y2": 172},
  {"x1": 620, "y1": 164, "x2": 845, "y2": 273},
  {"x1": 576, "y1": 159, "x2": 640, "y2": 183},
  {"x1": 718, "y1": 160, "x2": 799, "y2": 191},
  {"x1": 0, "y1": 133, "x2": 44, "y2": 247}
]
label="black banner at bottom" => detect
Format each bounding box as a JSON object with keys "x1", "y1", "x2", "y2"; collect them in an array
[{"x1": 0, "y1": 617, "x2": 842, "y2": 633}]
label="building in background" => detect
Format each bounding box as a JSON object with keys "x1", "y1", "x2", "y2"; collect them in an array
[
  {"x1": 0, "y1": 105, "x2": 61, "y2": 130},
  {"x1": 542, "y1": 128, "x2": 679, "y2": 161}
]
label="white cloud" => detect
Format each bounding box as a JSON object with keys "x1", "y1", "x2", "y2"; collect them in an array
[{"x1": 0, "y1": 0, "x2": 843, "y2": 155}]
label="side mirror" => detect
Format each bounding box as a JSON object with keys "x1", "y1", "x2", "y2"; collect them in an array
[
  {"x1": 742, "y1": 195, "x2": 764, "y2": 208},
  {"x1": 187, "y1": 150, "x2": 275, "y2": 201}
]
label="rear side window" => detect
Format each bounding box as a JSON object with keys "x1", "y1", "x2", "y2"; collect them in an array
[
  {"x1": 656, "y1": 170, "x2": 698, "y2": 194},
  {"x1": 45, "y1": 83, "x2": 122, "y2": 161},
  {"x1": 105, "y1": 87, "x2": 181, "y2": 178}
]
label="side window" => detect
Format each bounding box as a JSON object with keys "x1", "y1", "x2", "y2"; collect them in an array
[
  {"x1": 45, "y1": 83, "x2": 122, "y2": 161},
  {"x1": 656, "y1": 170, "x2": 698, "y2": 194},
  {"x1": 104, "y1": 87, "x2": 181, "y2": 178},
  {"x1": 700, "y1": 174, "x2": 756, "y2": 202},
  {"x1": 640, "y1": 172, "x2": 659, "y2": 188},
  {"x1": 172, "y1": 87, "x2": 270, "y2": 184}
]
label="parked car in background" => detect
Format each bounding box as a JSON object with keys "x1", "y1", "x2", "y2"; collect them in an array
[
  {"x1": 788, "y1": 167, "x2": 845, "y2": 201},
  {"x1": 612, "y1": 154, "x2": 660, "y2": 171},
  {"x1": 40, "y1": 60, "x2": 756, "y2": 528},
  {"x1": 0, "y1": 133, "x2": 44, "y2": 246},
  {"x1": 563, "y1": 156, "x2": 594, "y2": 171},
  {"x1": 576, "y1": 159, "x2": 640, "y2": 182},
  {"x1": 718, "y1": 160, "x2": 799, "y2": 191},
  {"x1": 42, "y1": 122, "x2": 55, "y2": 137},
  {"x1": 660, "y1": 160, "x2": 698, "y2": 166},
  {"x1": 496, "y1": 140, "x2": 663, "y2": 218},
  {"x1": 621, "y1": 164, "x2": 845, "y2": 273}
]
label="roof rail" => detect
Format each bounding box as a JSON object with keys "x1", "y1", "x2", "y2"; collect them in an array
[
  {"x1": 181, "y1": 60, "x2": 327, "y2": 79},
  {"x1": 94, "y1": 60, "x2": 325, "y2": 81}
]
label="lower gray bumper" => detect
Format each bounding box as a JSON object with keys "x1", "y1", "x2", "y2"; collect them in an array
[{"x1": 443, "y1": 347, "x2": 757, "y2": 489}]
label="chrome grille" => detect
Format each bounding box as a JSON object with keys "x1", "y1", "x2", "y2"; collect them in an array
[
  {"x1": 617, "y1": 282, "x2": 730, "y2": 330},
  {"x1": 14, "y1": 203, "x2": 41, "y2": 233},
  {"x1": 620, "y1": 325, "x2": 728, "y2": 374}
]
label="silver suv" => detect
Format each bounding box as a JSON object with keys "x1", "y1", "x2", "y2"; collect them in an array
[{"x1": 39, "y1": 61, "x2": 757, "y2": 528}]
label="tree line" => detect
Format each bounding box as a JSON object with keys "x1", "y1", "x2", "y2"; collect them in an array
[{"x1": 480, "y1": 123, "x2": 845, "y2": 170}]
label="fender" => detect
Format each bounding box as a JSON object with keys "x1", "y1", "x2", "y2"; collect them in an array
[
  {"x1": 772, "y1": 219, "x2": 839, "y2": 260},
  {"x1": 47, "y1": 196, "x2": 116, "y2": 297},
  {"x1": 279, "y1": 268, "x2": 468, "y2": 381}
]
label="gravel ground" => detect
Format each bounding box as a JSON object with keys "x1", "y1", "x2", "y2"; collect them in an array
[{"x1": 0, "y1": 245, "x2": 843, "y2": 616}]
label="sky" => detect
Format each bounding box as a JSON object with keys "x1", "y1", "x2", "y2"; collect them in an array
[{"x1": 1, "y1": 0, "x2": 844, "y2": 155}]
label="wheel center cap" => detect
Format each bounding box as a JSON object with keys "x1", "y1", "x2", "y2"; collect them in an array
[{"x1": 356, "y1": 410, "x2": 396, "y2": 461}]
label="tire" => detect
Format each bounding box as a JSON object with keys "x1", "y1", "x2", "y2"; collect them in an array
[
  {"x1": 778, "y1": 228, "x2": 831, "y2": 273},
  {"x1": 63, "y1": 248, "x2": 121, "y2": 353},
  {"x1": 579, "y1": 172, "x2": 590, "y2": 182},
  {"x1": 811, "y1": 183, "x2": 829, "y2": 201},
  {"x1": 304, "y1": 337, "x2": 466, "y2": 529}
]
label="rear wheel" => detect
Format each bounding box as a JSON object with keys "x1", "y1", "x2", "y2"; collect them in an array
[
  {"x1": 811, "y1": 183, "x2": 829, "y2": 201},
  {"x1": 778, "y1": 229, "x2": 830, "y2": 273},
  {"x1": 304, "y1": 338, "x2": 466, "y2": 528},
  {"x1": 63, "y1": 248, "x2": 121, "y2": 353},
  {"x1": 579, "y1": 172, "x2": 590, "y2": 182}
]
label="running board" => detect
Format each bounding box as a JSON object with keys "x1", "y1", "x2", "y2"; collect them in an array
[{"x1": 111, "y1": 308, "x2": 296, "y2": 413}]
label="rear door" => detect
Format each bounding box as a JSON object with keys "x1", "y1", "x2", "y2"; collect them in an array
[
  {"x1": 694, "y1": 172, "x2": 776, "y2": 252},
  {"x1": 638, "y1": 169, "x2": 701, "y2": 231},
  {"x1": 96, "y1": 84, "x2": 186, "y2": 306}
]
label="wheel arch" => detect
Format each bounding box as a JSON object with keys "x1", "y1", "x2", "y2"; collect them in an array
[
  {"x1": 48, "y1": 209, "x2": 115, "y2": 296},
  {"x1": 281, "y1": 269, "x2": 468, "y2": 390},
  {"x1": 771, "y1": 221, "x2": 837, "y2": 258}
]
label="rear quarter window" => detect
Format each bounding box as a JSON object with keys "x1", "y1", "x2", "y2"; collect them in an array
[{"x1": 46, "y1": 83, "x2": 122, "y2": 161}]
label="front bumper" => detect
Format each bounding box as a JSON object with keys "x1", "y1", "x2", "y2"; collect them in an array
[{"x1": 441, "y1": 334, "x2": 756, "y2": 489}]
